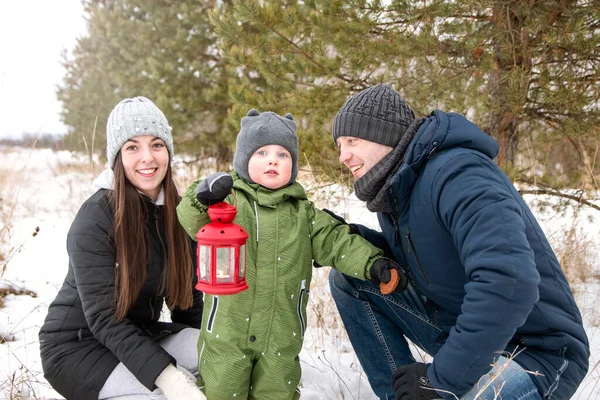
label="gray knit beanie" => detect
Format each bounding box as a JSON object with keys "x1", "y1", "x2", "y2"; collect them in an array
[
  {"x1": 106, "y1": 96, "x2": 174, "y2": 169},
  {"x1": 233, "y1": 109, "x2": 298, "y2": 185},
  {"x1": 332, "y1": 84, "x2": 415, "y2": 148}
]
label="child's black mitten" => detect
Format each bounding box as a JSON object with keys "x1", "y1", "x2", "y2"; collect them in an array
[{"x1": 195, "y1": 172, "x2": 233, "y2": 206}]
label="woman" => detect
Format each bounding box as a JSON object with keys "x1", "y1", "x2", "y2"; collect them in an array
[{"x1": 39, "y1": 97, "x2": 205, "y2": 400}]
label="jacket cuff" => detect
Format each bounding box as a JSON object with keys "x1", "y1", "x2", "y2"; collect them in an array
[{"x1": 137, "y1": 350, "x2": 176, "y2": 391}]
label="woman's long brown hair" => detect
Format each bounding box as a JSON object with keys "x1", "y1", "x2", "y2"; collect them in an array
[{"x1": 109, "y1": 152, "x2": 193, "y2": 321}]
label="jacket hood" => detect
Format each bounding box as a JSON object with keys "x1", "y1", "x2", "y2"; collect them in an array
[
  {"x1": 93, "y1": 168, "x2": 165, "y2": 205},
  {"x1": 230, "y1": 171, "x2": 307, "y2": 207},
  {"x1": 389, "y1": 111, "x2": 499, "y2": 205}
]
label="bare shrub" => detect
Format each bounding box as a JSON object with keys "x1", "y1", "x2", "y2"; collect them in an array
[
  {"x1": 173, "y1": 156, "x2": 220, "y2": 191},
  {"x1": 0, "y1": 282, "x2": 37, "y2": 314},
  {"x1": 555, "y1": 218, "x2": 599, "y2": 286},
  {"x1": 0, "y1": 362, "x2": 50, "y2": 399},
  {"x1": 0, "y1": 165, "x2": 16, "y2": 277}
]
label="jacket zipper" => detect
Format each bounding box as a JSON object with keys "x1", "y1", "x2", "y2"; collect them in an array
[
  {"x1": 155, "y1": 209, "x2": 167, "y2": 271},
  {"x1": 253, "y1": 201, "x2": 259, "y2": 242},
  {"x1": 406, "y1": 230, "x2": 430, "y2": 284},
  {"x1": 390, "y1": 188, "x2": 416, "y2": 287},
  {"x1": 206, "y1": 296, "x2": 219, "y2": 333},
  {"x1": 390, "y1": 189, "x2": 401, "y2": 247},
  {"x1": 297, "y1": 280, "x2": 308, "y2": 338},
  {"x1": 154, "y1": 205, "x2": 166, "y2": 320},
  {"x1": 148, "y1": 297, "x2": 155, "y2": 320}
]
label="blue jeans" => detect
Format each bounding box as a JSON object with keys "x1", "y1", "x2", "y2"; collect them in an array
[{"x1": 329, "y1": 270, "x2": 542, "y2": 400}]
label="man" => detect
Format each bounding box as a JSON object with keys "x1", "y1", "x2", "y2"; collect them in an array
[{"x1": 328, "y1": 84, "x2": 589, "y2": 399}]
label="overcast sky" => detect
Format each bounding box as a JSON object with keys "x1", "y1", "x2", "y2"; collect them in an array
[{"x1": 0, "y1": 0, "x2": 86, "y2": 138}]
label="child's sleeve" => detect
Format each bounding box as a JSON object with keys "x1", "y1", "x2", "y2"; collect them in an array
[
  {"x1": 177, "y1": 179, "x2": 211, "y2": 240},
  {"x1": 309, "y1": 205, "x2": 383, "y2": 280}
]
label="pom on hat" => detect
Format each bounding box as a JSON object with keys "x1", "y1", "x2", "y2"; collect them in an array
[
  {"x1": 233, "y1": 109, "x2": 299, "y2": 185},
  {"x1": 105, "y1": 96, "x2": 174, "y2": 169},
  {"x1": 332, "y1": 84, "x2": 415, "y2": 148}
]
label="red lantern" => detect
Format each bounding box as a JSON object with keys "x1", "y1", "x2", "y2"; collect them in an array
[{"x1": 195, "y1": 202, "x2": 249, "y2": 295}]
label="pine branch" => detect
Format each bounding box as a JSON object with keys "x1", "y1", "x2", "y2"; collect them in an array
[
  {"x1": 264, "y1": 26, "x2": 362, "y2": 87},
  {"x1": 518, "y1": 188, "x2": 600, "y2": 212}
]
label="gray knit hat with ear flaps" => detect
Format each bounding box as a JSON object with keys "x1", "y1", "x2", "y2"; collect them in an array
[
  {"x1": 233, "y1": 109, "x2": 299, "y2": 185},
  {"x1": 106, "y1": 96, "x2": 174, "y2": 169},
  {"x1": 332, "y1": 84, "x2": 415, "y2": 147}
]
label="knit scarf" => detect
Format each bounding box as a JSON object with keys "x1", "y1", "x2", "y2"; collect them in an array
[{"x1": 354, "y1": 118, "x2": 424, "y2": 212}]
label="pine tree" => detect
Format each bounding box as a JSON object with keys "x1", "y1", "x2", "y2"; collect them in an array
[
  {"x1": 59, "y1": 0, "x2": 235, "y2": 165},
  {"x1": 213, "y1": 0, "x2": 600, "y2": 186}
]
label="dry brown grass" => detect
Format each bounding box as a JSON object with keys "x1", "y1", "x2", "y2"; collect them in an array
[
  {"x1": 556, "y1": 218, "x2": 600, "y2": 286},
  {"x1": 0, "y1": 361, "x2": 54, "y2": 400},
  {"x1": 551, "y1": 211, "x2": 600, "y2": 331},
  {"x1": 1, "y1": 165, "x2": 16, "y2": 277}
]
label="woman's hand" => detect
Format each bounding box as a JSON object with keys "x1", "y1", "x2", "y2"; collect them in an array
[{"x1": 155, "y1": 364, "x2": 206, "y2": 400}]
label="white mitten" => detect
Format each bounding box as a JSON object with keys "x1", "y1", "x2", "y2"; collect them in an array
[{"x1": 155, "y1": 364, "x2": 206, "y2": 400}]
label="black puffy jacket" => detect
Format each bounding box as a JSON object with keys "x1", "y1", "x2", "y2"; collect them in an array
[{"x1": 39, "y1": 189, "x2": 203, "y2": 400}]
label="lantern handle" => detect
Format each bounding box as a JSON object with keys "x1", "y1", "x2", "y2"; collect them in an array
[{"x1": 230, "y1": 190, "x2": 238, "y2": 207}]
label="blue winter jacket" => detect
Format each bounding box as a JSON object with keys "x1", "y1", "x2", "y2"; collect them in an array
[{"x1": 359, "y1": 111, "x2": 589, "y2": 399}]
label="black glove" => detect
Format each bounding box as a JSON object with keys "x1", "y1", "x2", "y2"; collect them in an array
[
  {"x1": 391, "y1": 362, "x2": 438, "y2": 400},
  {"x1": 322, "y1": 208, "x2": 360, "y2": 235},
  {"x1": 370, "y1": 258, "x2": 408, "y2": 294},
  {"x1": 195, "y1": 172, "x2": 233, "y2": 205}
]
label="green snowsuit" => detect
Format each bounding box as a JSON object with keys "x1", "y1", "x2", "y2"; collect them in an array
[{"x1": 177, "y1": 173, "x2": 383, "y2": 400}]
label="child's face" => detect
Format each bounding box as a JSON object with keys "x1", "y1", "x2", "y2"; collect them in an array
[{"x1": 248, "y1": 144, "x2": 293, "y2": 189}]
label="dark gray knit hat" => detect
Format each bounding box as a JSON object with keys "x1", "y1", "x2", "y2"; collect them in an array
[
  {"x1": 332, "y1": 84, "x2": 415, "y2": 148},
  {"x1": 233, "y1": 109, "x2": 298, "y2": 185},
  {"x1": 106, "y1": 96, "x2": 174, "y2": 169}
]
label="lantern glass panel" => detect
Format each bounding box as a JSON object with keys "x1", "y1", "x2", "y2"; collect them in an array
[
  {"x1": 199, "y1": 245, "x2": 211, "y2": 283},
  {"x1": 216, "y1": 247, "x2": 235, "y2": 283},
  {"x1": 239, "y1": 244, "x2": 246, "y2": 279}
]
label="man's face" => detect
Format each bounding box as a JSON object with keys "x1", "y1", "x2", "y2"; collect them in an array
[{"x1": 336, "y1": 136, "x2": 393, "y2": 180}]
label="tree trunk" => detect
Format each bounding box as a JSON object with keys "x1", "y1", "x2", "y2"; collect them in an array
[{"x1": 488, "y1": 1, "x2": 532, "y2": 167}]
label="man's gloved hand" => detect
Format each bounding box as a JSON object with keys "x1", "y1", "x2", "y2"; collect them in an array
[
  {"x1": 370, "y1": 257, "x2": 408, "y2": 294},
  {"x1": 322, "y1": 208, "x2": 360, "y2": 235},
  {"x1": 391, "y1": 362, "x2": 438, "y2": 400},
  {"x1": 155, "y1": 364, "x2": 206, "y2": 400},
  {"x1": 195, "y1": 172, "x2": 233, "y2": 206}
]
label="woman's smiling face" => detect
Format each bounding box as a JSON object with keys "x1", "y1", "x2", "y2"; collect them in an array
[{"x1": 119, "y1": 135, "x2": 169, "y2": 200}]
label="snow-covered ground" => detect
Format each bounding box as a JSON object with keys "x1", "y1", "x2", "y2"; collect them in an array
[{"x1": 1, "y1": 147, "x2": 598, "y2": 399}]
